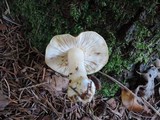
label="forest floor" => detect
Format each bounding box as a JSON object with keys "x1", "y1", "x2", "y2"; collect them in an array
[{"x1": 0, "y1": 0, "x2": 160, "y2": 120}]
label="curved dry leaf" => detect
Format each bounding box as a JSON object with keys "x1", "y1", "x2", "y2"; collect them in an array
[
  {"x1": 121, "y1": 89, "x2": 150, "y2": 113},
  {"x1": 107, "y1": 98, "x2": 117, "y2": 109},
  {"x1": 94, "y1": 101, "x2": 106, "y2": 117},
  {"x1": 0, "y1": 91, "x2": 10, "y2": 111},
  {"x1": 89, "y1": 75, "x2": 101, "y2": 90},
  {"x1": 42, "y1": 115, "x2": 51, "y2": 120},
  {"x1": 21, "y1": 66, "x2": 35, "y2": 73},
  {"x1": 44, "y1": 74, "x2": 69, "y2": 92},
  {"x1": 0, "y1": 24, "x2": 7, "y2": 31}
]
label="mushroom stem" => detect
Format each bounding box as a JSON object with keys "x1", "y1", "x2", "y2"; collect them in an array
[
  {"x1": 68, "y1": 48, "x2": 87, "y2": 80},
  {"x1": 67, "y1": 48, "x2": 95, "y2": 103}
]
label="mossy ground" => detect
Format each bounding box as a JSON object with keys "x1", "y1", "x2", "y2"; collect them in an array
[{"x1": 2, "y1": 0, "x2": 160, "y2": 97}]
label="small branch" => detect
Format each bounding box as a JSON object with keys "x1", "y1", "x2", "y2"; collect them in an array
[
  {"x1": 2, "y1": 14, "x2": 21, "y2": 26},
  {"x1": 142, "y1": 97, "x2": 160, "y2": 117},
  {"x1": 69, "y1": 86, "x2": 81, "y2": 97},
  {"x1": 4, "y1": 0, "x2": 10, "y2": 14},
  {"x1": 42, "y1": 67, "x2": 46, "y2": 81},
  {"x1": 3, "y1": 78, "x2": 11, "y2": 98},
  {"x1": 18, "y1": 81, "x2": 49, "y2": 91},
  {"x1": 98, "y1": 71, "x2": 160, "y2": 117},
  {"x1": 98, "y1": 71, "x2": 130, "y2": 91}
]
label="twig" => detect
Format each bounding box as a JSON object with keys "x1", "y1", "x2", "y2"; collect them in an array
[
  {"x1": 142, "y1": 97, "x2": 160, "y2": 117},
  {"x1": 19, "y1": 81, "x2": 49, "y2": 91},
  {"x1": 98, "y1": 71, "x2": 130, "y2": 91},
  {"x1": 98, "y1": 71, "x2": 160, "y2": 117},
  {"x1": 3, "y1": 78, "x2": 11, "y2": 98},
  {"x1": 45, "y1": 98, "x2": 61, "y2": 117},
  {"x1": 135, "y1": 85, "x2": 145, "y2": 96},
  {"x1": 18, "y1": 89, "x2": 24, "y2": 100},
  {"x1": 107, "y1": 105, "x2": 122, "y2": 117},
  {"x1": 69, "y1": 86, "x2": 81, "y2": 97},
  {"x1": 151, "y1": 108, "x2": 160, "y2": 120},
  {"x1": 2, "y1": 14, "x2": 21, "y2": 26},
  {"x1": 42, "y1": 67, "x2": 46, "y2": 81},
  {"x1": 4, "y1": 0, "x2": 10, "y2": 14},
  {"x1": 0, "y1": 66, "x2": 15, "y2": 75},
  {"x1": 31, "y1": 89, "x2": 40, "y2": 100},
  {"x1": 130, "y1": 111, "x2": 153, "y2": 119}
]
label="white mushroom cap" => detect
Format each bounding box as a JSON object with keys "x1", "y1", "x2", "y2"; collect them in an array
[{"x1": 45, "y1": 31, "x2": 109, "y2": 76}]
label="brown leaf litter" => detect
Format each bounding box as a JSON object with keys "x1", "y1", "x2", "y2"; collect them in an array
[
  {"x1": 0, "y1": 18, "x2": 121, "y2": 120},
  {"x1": 44, "y1": 72, "x2": 69, "y2": 92},
  {"x1": 0, "y1": 18, "x2": 160, "y2": 120},
  {"x1": 0, "y1": 90, "x2": 10, "y2": 111},
  {"x1": 121, "y1": 88, "x2": 150, "y2": 113}
]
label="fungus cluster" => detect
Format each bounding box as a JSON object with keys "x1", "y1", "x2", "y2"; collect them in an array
[{"x1": 45, "y1": 31, "x2": 109, "y2": 103}]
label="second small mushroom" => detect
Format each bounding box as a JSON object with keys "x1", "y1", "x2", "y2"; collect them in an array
[{"x1": 45, "y1": 31, "x2": 109, "y2": 104}]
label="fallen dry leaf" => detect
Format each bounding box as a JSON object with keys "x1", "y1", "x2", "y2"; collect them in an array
[
  {"x1": 0, "y1": 91, "x2": 10, "y2": 111},
  {"x1": 44, "y1": 73, "x2": 69, "y2": 92},
  {"x1": 107, "y1": 98, "x2": 117, "y2": 109},
  {"x1": 34, "y1": 114, "x2": 51, "y2": 120},
  {"x1": 0, "y1": 24, "x2": 7, "y2": 31},
  {"x1": 121, "y1": 88, "x2": 150, "y2": 113},
  {"x1": 89, "y1": 75, "x2": 101, "y2": 90},
  {"x1": 81, "y1": 116, "x2": 91, "y2": 120},
  {"x1": 94, "y1": 101, "x2": 106, "y2": 117},
  {"x1": 42, "y1": 115, "x2": 51, "y2": 120}
]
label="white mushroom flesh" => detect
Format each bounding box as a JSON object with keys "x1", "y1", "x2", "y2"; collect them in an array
[
  {"x1": 68, "y1": 48, "x2": 87, "y2": 80},
  {"x1": 67, "y1": 47, "x2": 96, "y2": 103}
]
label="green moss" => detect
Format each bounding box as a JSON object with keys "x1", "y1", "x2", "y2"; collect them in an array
[
  {"x1": 8, "y1": 0, "x2": 147, "y2": 52},
  {"x1": 100, "y1": 21, "x2": 159, "y2": 97},
  {"x1": 99, "y1": 83, "x2": 119, "y2": 97}
]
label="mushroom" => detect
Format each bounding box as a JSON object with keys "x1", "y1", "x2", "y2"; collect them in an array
[{"x1": 45, "y1": 31, "x2": 109, "y2": 103}]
